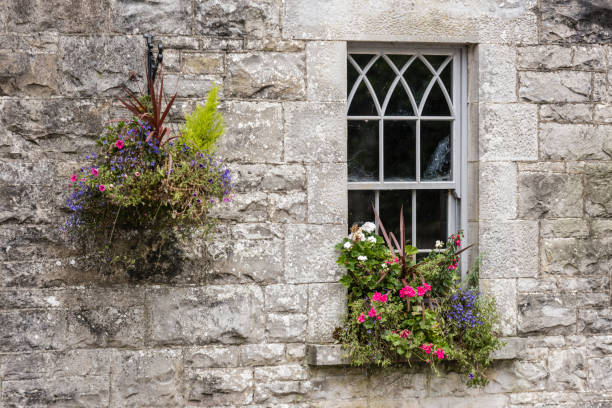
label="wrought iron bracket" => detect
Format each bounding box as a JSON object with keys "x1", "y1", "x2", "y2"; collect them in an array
[{"x1": 144, "y1": 34, "x2": 163, "y2": 93}]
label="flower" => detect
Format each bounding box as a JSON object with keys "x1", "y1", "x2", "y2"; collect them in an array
[
  {"x1": 416, "y1": 286, "x2": 426, "y2": 297},
  {"x1": 376, "y1": 315, "x2": 381, "y2": 320},
  {"x1": 70, "y1": 174, "x2": 77, "y2": 182},
  {"x1": 90, "y1": 168, "x2": 98, "y2": 176},
  {"x1": 381, "y1": 263, "x2": 388, "y2": 269},
  {"x1": 98, "y1": 184, "x2": 106, "y2": 192},
  {"x1": 367, "y1": 236, "x2": 377, "y2": 244},
  {"x1": 351, "y1": 229, "x2": 365, "y2": 242},
  {"x1": 400, "y1": 329, "x2": 411, "y2": 338},
  {"x1": 468, "y1": 373, "x2": 474, "y2": 380},
  {"x1": 361, "y1": 222, "x2": 376, "y2": 233},
  {"x1": 435, "y1": 348, "x2": 445, "y2": 360},
  {"x1": 115, "y1": 140, "x2": 125, "y2": 149},
  {"x1": 423, "y1": 282, "x2": 432, "y2": 292},
  {"x1": 368, "y1": 307, "x2": 377, "y2": 318},
  {"x1": 108, "y1": 184, "x2": 114, "y2": 189},
  {"x1": 135, "y1": 171, "x2": 140, "y2": 177},
  {"x1": 372, "y1": 292, "x2": 388, "y2": 303},
  {"x1": 420, "y1": 343, "x2": 432, "y2": 355},
  {"x1": 435, "y1": 240, "x2": 444, "y2": 249},
  {"x1": 399, "y1": 286, "x2": 416, "y2": 298},
  {"x1": 357, "y1": 313, "x2": 365, "y2": 323},
  {"x1": 357, "y1": 255, "x2": 368, "y2": 262},
  {"x1": 344, "y1": 241, "x2": 352, "y2": 249}
]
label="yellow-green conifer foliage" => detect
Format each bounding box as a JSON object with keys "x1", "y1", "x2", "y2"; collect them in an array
[{"x1": 182, "y1": 85, "x2": 225, "y2": 152}]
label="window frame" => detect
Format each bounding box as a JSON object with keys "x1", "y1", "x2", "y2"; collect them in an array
[{"x1": 346, "y1": 43, "x2": 469, "y2": 278}]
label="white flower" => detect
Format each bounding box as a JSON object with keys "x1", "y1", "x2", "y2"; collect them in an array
[
  {"x1": 367, "y1": 236, "x2": 377, "y2": 244},
  {"x1": 435, "y1": 240, "x2": 444, "y2": 249},
  {"x1": 357, "y1": 255, "x2": 368, "y2": 262},
  {"x1": 351, "y1": 229, "x2": 365, "y2": 242},
  {"x1": 344, "y1": 241, "x2": 352, "y2": 249},
  {"x1": 361, "y1": 222, "x2": 376, "y2": 233},
  {"x1": 381, "y1": 263, "x2": 388, "y2": 269}
]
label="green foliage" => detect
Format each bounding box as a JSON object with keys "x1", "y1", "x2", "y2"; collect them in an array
[
  {"x1": 333, "y1": 224, "x2": 503, "y2": 386},
  {"x1": 182, "y1": 85, "x2": 225, "y2": 152}
]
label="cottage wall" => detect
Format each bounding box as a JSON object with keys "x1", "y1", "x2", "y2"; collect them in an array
[{"x1": 0, "y1": 0, "x2": 611, "y2": 406}]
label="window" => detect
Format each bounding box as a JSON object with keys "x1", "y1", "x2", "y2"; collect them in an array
[{"x1": 347, "y1": 45, "x2": 467, "y2": 262}]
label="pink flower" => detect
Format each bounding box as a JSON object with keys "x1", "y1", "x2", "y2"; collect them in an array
[
  {"x1": 368, "y1": 307, "x2": 377, "y2": 318},
  {"x1": 400, "y1": 329, "x2": 411, "y2": 338},
  {"x1": 80, "y1": 178, "x2": 86, "y2": 182},
  {"x1": 416, "y1": 286, "x2": 426, "y2": 297},
  {"x1": 380, "y1": 294, "x2": 388, "y2": 302},
  {"x1": 70, "y1": 174, "x2": 77, "y2": 182},
  {"x1": 357, "y1": 313, "x2": 365, "y2": 323},
  {"x1": 376, "y1": 315, "x2": 381, "y2": 320},
  {"x1": 372, "y1": 292, "x2": 388, "y2": 303},
  {"x1": 115, "y1": 139, "x2": 125, "y2": 149},
  {"x1": 399, "y1": 286, "x2": 416, "y2": 298},
  {"x1": 98, "y1": 184, "x2": 106, "y2": 192},
  {"x1": 135, "y1": 171, "x2": 140, "y2": 177},
  {"x1": 435, "y1": 348, "x2": 445, "y2": 360},
  {"x1": 420, "y1": 343, "x2": 432, "y2": 355},
  {"x1": 91, "y1": 168, "x2": 98, "y2": 176},
  {"x1": 423, "y1": 282, "x2": 432, "y2": 292}
]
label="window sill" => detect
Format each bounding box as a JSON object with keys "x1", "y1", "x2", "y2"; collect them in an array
[{"x1": 306, "y1": 338, "x2": 521, "y2": 366}]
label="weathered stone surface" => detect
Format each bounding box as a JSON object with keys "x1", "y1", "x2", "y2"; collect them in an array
[
  {"x1": 481, "y1": 279, "x2": 517, "y2": 336},
  {"x1": 211, "y1": 192, "x2": 268, "y2": 222},
  {"x1": 479, "y1": 103, "x2": 538, "y2": 161},
  {"x1": 541, "y1": 238, "x2": 611, "y2": 276},
  {"x1": 540, "y1": 103, "x2": 593, "y2": 122},
  {"x1": 110, "y1": 349, "x2": 182, "y2": 407},
  {"x1": 110, "y1": 0, "x2": 192, "y2": 35},
  {"x1": 540, "y1": 124, "x2": 612, "y2": 160},
  {"x1": 285, "y1": 224, "x2": 345, "y2": 283},
  {"x1": 216, "y1": 101, "x2": 283, "y2": 163},
  {"x1": 479, "y1": 221, "x2": 539, "y2": 278},
  {"x1": 265, "y1": 284, "x2": 308, "y2": 313},
  {"x1": 226, "y1": 52, "x2": 305, "y2": 99},
  {"x1": 519, "y1": 71, "x2": 591, "y2": 102},
  {"x1": 0, "y1": 310, "x2": 67, "y2": 352},
  {"x1": 0, "y1": 33, "x2": 59, "y2": 53},
  {"x1": 186, "y1": 367, "x2": 254, "y2": 405},
  {"x1": 306, "y1": 41, "x2": 346, "y2": 101},
  {"x1": 268, "y1": 192, "x2": 308, "y2": 223},
  {"x1": 306, "y1": 344, "x2": 350, "y2": 366},
  {"x1": 162, "y1": 74, "x2": 221, "y2": 98},
  {"x1": 182, "y1": 52, "x2": 225, "y2": 74},
  {"x1": 485, "y1": 360, "x2": 548, "y2": 393},
  {"x1": 148, "y1": 285, "x2": 265, "y2": 345},
  {"x1": 541, "y1": 219, "x2": 589, "y2": 239},
  {"x1": 185, "y1": 346, "x2": 239, "y2": 368},
  {"x1": 0, "y1": 52, "x2": 58, "y2": 96},
  {"x1": 592, "y1": 219, "x2": 612, "y2": 238},
  {"x1": 518, "y1": 293, "x2": 577, "y2": 335},
  {"x1": 59, "y1": 35, "x2": 145, "y2": 97},
  {"x1": 519, "y1": 172, "x2": 583, "y2": 218},
  {"x1": 517, "y1": 45, "x2": 572, "y2": 69},
  {"x1": 541, "y1": 0, "x2": 612, "y2": 44},
  {"x1": 266, "y1": 313, "x2": 307, "y2": 342},
  {"x1": 588, "y1": 357, "x2": 612, "y2": 391},
  {"x1": 585, "y1": 163, "x2": 612, "y2": 217},
  {"x1": 2, "y1": 376, "x2": 110, "y2": 408},
  {"x1": 284, "y1": 102, "x2": 346, "y2": 163},
  {"x1": 194, "y1": 0, "x2": 280, "y2": 38},
  {"x1": 207, "y1": 237, "x2": 284, "y2": 283},
  {"x1": 232, "y1": 164, "x2": 305, "y2": 193},
  {"x1": 307, "y1": 283, "x2": 347, "y2": 343},
  {"x1": 479, "y1": 161, "x2": 517, "y2": 221},
  {"x1": 307, "y1": 163, "x2": 347, "y2": 224},
  {"x1": 579, "y1": 308, "x2": 612, "y2": 334},
  {"x1": 547, "y1": 349, "x2": 587, "y2": 390},
  {"x1": 479, "y1": 44, "x2": 517, "y2": 102},
  {"x1": 245, "y1": 37, "x2": 306, "y2": 52},
  {"x1": 3, "y1": 0, "x2": 109, "y2": 33},
  {"x1": 239, "y1": 343, "x2": 286, "y2": 366},
  {"x1": 594, "y1": 104, "x2": 612, "y2": 124},
  {"x1": 572, "y1": 45, "x2": 607, "y2": 70},
  {"x1": 230, "y1": 222, "x2": 284, "y2": 240}
]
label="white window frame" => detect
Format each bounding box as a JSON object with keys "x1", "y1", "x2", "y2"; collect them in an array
[{"x1": 347, "y1": 44, "x2": 469, "y2": 278}]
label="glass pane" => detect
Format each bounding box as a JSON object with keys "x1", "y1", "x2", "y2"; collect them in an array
[
  {"x1": 403, "y1": 57, "x2": 433, "y2": 107},
  {"x1": 440, "y1": 61, "x2": 452, "y2": 99},
  {"x1": 384, "y1": 120, "x2": 416, "y2": 181},
  {"x1": 424, "y1": 55, "x2": 448, "y2": 70},
  {"x1": 379, "y1": 190, "x2": 412, "y2": 246},
  {"x1": 367, "y1": 57, "x2": 395, "y2": 106},
  {"x1": 422, "y1": 81, "x2": 451, "y2": 116},
  {"x1": 348, "y1": 190, "x2": 375, "y2": 232},
  {"x1": 388, "y1": 54, "x2": 412, "y2": 71},
  {"x1": 421, "y1": 121, "x2": 452, "y2": 181},
  {"x1": 351, "y1": 54, "x2": 376, "y2": 70},
  {"x1": 348, "y1": 81, "x2": 378, "y2": 116},
  {"x1": 347, "y1": 62, "x2": 359, "y2": 99},
  {"x1": 384, "y1": 84, "x2": 415, "y2": 116},
  {"x1": 348, "y1": 120, "x2": 379, "y2": 181},
  {"x1": 416, "y1": 190, "x2": 448, "y2": 249}
]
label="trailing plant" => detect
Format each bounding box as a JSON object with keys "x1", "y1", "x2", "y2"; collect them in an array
[
  {"x1": 333, "y1": 214, "x2": 503, "y2": 387},
  {"x1": 61, "y1": 65, "x2": 233, "y2": 277}
]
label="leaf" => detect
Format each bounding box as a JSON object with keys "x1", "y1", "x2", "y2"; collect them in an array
[{"x1": 405, "y1": 245, "x2": 418, "y2": 256}]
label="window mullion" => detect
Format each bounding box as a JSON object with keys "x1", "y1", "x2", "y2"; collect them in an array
[{"x1": 411, "y1": 190, "x2": 417, "y2": 247}]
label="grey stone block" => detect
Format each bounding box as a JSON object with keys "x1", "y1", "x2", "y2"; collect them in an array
[
  {"x1": 182, "y1": 52, "x2": 225, "y2": 75},
  {"x1": 266, "y1": 313, "x2": 307, "y2": 342},
  {"x1": 226, "y1": 52, "x2": 305, "y2": 99},
  {"x1": 195, "y1": 0, "x2": 280, "y2": 38},
  {"x1": 578, "y1": 308, "x2": 612, "y2": 334},
  {"x1": 519, "y1": 172, "x2": 583, "y2": 219},
  {"x1": 0, "y1": 52, "x2": 59, "y2": 96},
  {"x1": 518, "y1": 293, "x2": 576, "y2": 335},
  {"x1": 0, "y1": 310, "x2": 66, "y2": 352},
  {"x1": 148, "y1": 285, "x2": 265, "y2": 345},
  {"x1": 268, "y1": 192, "x2": 307, "y2": 223},
  {"x1": 479, "y1": 161, "x2": 517, "y2": 221},
  {"x1": 519, "y1": 71, "x2": 591, "y2": 102},
  {"x1": 547, "y1": 349, "x2": 587, "y2": 391},
  {"x1": 517, "y1": 45, "x2": 572, "y2": 69},
  {"x1": 265, "y1": 284, "x2": 308, "y2": 313},
  {"x1": 306, "y1": 41, "x2": 347, "y2": 101},
  {"x1": 541, "y1": 238, "x2": 610, "y2": 276},
  {"x1": 540, "y1": 0, "x2": 612, "y2": 44},
  {"x1": 307, "y1": 283, "x2": 347, "y2": 343},
  {"x1": 588, "y1": 357, "x2": 612, "y2": 391},
  {"x1": 585, "y1": 163, "x2": 612, "y2": 217},
  {"x1": 479, "y1": 103, "x2": 538, "y2": 161},
  {"x1": 540, "y1": 123, "x2": 612, "y2": 160},
  {"x1": 110, "y1": 0, "x2": 192, "y2": 35},
  {"x1": 307, "y1": 163, "x2": 347, "y2": 224},
  {"x1": 484, "y1": 360, "x2": 547, "y2": 393},
  {"x1": 480, "y1": 278, "x2": 518, "y2": 336},
  {"x1": 239, "y1": 343, "x2": 286, "y2": 366},
  {"x1": 284, "y1": 102, "x2": 347, "y2": 163},
  {"x1": 479, "y1": 44, "x2": 517, "y2": 103},
  {"x1": 185, "y1": 345, "x2": 240, "y2": 369},
  {"x1": 231, "y1": 164, "x2": 305, "y2": 193},
  {"x1": 541, "y1": 103, "x2": 593, "y2": 122}
]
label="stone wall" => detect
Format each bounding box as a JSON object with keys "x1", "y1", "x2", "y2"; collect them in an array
[{"x1": 0, "y1": 0, "x2": 611, "y2": 406}]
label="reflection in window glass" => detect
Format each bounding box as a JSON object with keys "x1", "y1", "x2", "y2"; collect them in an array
[
  {"x1": 348, "y1": 120, "x2": 379, "y2": 182},
  {"x1": 348, "y1": 190, "x2": 376, "y2": 232},
  {"x1": 421, "y1": 121, "x2": 452, "y2": 181},
  {"x1": 384, "y1": 120, "x2": 416, "y2": 181},
  {"x1": 417, "y1": 190, "x2": 448, "y2": 249},
  {"x1": 380, "y1": 190, "x2": 412, "y2": 245}
]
